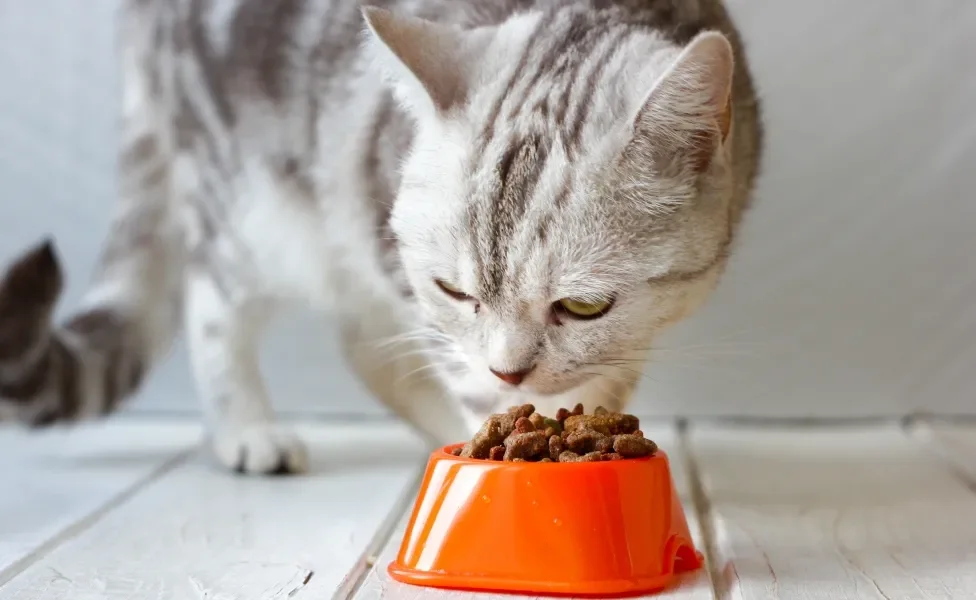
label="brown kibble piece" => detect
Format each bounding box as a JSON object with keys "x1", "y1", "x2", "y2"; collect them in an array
[
  {"x1": 602, "y1": 452, "x2": 625, "y2": 460},
  {"x1": 595, "y1": 436, "x2": 615, "y2": 454},
  {"x1": 565, "y1": 428, "x2": 609, "y2": 454},
  {"x1": 594, "y1": 406, "x2": 609, "y2": 416},
  {"x1": 572, "y1": 403, "x2": 585, "y2": 416},
  {"x1": 549, "y1": 434, "x2": 564, "y2": 461},
  {"x1": 540, "y1": 457, "x2": 552, "y2": 463},
  {"x1": 559, "y1": 450, "x2": 603, "y2": 463},
  {"x1": 489, "y1": 445, "x2": 505, "y2": 461},
  {"x1": 514, "y1": 416, "x2": 535, "y2": 434},
  {"x1": 450, "y1": 446, "x2": 463, "y2": 456},
  {"x1": 507, "y1": 403, "x2": 536, "y2": 419},
  {"x1": 613, "y1": 434, "x2": 658, "y2": 458},
  {"x1": 528, "y1": 412, "x2": 546, "y2": 430},
  {"x1": 459, "y1": 416, "x2": 505, "y2": 459},
  {"x1": 555, "y1": 408, "x2": 570, "y2": 423},
  {"x1": 559, "y1": 450, "x2": 581, "y2": 462},
  {"x1": 563, "y1": 412, "x2": 640, "y2": 436},
  {"x1": 504, "y1": 431, "x2": 548, "y2": 461}
]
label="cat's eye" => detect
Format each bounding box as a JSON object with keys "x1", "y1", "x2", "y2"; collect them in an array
[
  {"x1": 434, "y1": 279, "x2": 473, "y2": 301},
  {"x1": 554, "y1": 297, "x2": 615, "y2": 320}
]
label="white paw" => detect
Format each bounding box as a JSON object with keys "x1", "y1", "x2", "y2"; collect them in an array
[{"x1": 211, "y1": 424, "x2": 309, "y2": 475}]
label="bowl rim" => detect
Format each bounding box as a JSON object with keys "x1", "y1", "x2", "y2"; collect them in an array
[{"x1": 433, "y1": 442, "x2": 663, "y2": 468}]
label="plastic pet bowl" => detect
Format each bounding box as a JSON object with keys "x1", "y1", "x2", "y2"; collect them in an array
[{"x1": 387, "y1": 443, "x2": 703, "y2": 597}]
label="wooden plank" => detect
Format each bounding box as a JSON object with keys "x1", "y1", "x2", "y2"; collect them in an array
[
  {"x1": 689, "y1": 424, "x2": 976, "y2": 600},
  {"x1": 0, "y1": 420, "x2": 200, "y2": 582},
  {"x1": 0, "y1": 421, "x2": 428, "y2": 600},
  {"x1": 351, "y1": 424, "x2": 716, "y2": 600}
]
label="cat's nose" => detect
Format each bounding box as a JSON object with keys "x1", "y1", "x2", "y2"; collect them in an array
[{"x1": 489, "y1": 365, "x2": 535, "y2": 386}]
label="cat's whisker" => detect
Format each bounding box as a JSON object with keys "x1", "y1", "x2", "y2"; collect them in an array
[
  {"x1": 578, "y1": 370, "x2": 640, "y2": 388},
  {"x1": 395, "y1": 359, "x2": 463, "y2": 386},
  {"x1": 581, "y1": 362, "x2": 646, "y2": 378},
  {"x1": 592, "y1": 377, "x2": 628, "y2": 407},
  {"x1": 372, "y1": 328, "x2": 452, "y2": 350},
  {"x1": 387, "y1": 349, "x2": 458, "y2": 367}
]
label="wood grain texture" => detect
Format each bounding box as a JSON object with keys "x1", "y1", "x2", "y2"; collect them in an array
[
  {"x1": 0, "y1": 420, "x2": 199, "y2": 582},
  {"x1": 0, "y1": 421, "x2": 427, "y2": 600},
  {"x1": 689, "y1": 424, "x2": 976, "y2": 599},
  {"x1": 350, "y1": 424, "x2": 716, "y2": 600}
]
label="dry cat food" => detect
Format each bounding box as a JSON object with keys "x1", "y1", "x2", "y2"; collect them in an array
[{"x1": 453, "y1": 403, "x2": 657, "y2": 462}]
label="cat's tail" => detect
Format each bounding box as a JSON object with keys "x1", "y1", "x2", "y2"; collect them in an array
[
  {"x1": 0, "y1": 199, "x2": 183, "y2": 426},
  {"x1": 0, "y1": 2, "x2": 183, "y2": 426},
  {"x1": 0, "y1": 141, "x2": 183, "y2": 425}
]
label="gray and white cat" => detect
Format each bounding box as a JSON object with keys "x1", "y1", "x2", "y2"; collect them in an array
[{"x1": 0, "y1": 0, "x2": 761, "y2": 474}]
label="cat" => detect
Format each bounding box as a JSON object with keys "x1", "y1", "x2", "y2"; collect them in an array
[{"x1": 0, "y1": 0, "x2": 762, "y2": 475}]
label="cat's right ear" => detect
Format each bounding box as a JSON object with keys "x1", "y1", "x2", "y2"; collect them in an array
[{"x1": 361, "y1": 7, "x2": 492, "y2": 121}]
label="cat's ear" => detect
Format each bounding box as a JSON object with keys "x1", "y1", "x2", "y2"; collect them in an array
[
  {"x1": 361, "y1": 7, "x2": 490, "y2": 119},
  {"x1": 630, "y1": 31, "x2": 734, "y2": 175}
]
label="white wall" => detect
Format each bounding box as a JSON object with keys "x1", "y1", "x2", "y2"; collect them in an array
[{"x1": 1, "y1": 1, "x2": 974, "y2": 419}]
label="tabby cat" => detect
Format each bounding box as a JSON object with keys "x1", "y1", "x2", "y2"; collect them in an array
[{"x1": 0, "y1": 0, "x2": 761, "y2": 474}]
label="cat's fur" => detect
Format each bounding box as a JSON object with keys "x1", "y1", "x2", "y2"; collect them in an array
[{"x1": 0, "y1": 0, "x2": 761, "y2": 474}]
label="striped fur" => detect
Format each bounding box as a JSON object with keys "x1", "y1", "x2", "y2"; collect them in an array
[{"x1": 0, "y1": 0, "x2": 762, "y2": 474}]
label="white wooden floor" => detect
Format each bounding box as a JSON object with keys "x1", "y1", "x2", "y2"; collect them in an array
[{"x1": 1, "y1": 418, "x2": 974, "y2": 600}]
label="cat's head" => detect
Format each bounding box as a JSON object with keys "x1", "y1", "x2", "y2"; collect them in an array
[{"x1": 362, "y1": 6, "x2": 738, "y2": 413}]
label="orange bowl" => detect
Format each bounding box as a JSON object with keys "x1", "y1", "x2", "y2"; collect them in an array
[{"x1": 387, "y1": 443, "x2": 704, "y2": 597}]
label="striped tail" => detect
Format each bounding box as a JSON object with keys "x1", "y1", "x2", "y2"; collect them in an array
[
  {"x1": 0, "y1": 190, "x2": 183, "y2": 427},
  {"x1": 0, "y1": 239, "x2": 150, "y2": 424}
]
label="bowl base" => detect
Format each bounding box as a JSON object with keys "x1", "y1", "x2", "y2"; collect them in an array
[{"x1": 388, "y1": 544, "x2": 703, "y2": 597}]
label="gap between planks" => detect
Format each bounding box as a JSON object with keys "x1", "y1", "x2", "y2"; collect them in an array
[
  {"x1": 677, "y1": 419, "x2": 725, "y2": 600},
  {"x1": 335, "y1": 463, "x2": 427, "y2": 600}
]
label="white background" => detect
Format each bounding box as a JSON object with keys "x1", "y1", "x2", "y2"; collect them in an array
[{"x1": 0, "y1": 0, "x2": 973, "y2": 419}]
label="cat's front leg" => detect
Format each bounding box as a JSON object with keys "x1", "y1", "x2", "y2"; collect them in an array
[{"x1": 184, "y1": 267, "x2": 308, "y2": 475}]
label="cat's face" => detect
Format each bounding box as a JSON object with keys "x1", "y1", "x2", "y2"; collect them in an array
[{"x1": 364, "y1": 7, "x2": 737, "y2": 412}]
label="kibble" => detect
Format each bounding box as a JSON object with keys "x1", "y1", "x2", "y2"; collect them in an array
[{"x1": 454, "y1": 403, "x2": 657, "y2": 462}]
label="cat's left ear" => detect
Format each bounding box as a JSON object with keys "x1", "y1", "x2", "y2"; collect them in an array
[
  {"x1": 630, "y1": 30, "x2": 735, "y2": 175},
  {"x1": 361, "y1": 7, "x2": 491, "y2": 120}
]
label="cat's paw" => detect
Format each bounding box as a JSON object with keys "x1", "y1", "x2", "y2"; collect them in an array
[{"x1": 211, "y1": 424, "x2": 309, "y2": 475}]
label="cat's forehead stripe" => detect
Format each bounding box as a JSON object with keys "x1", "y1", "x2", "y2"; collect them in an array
[
  {"x1": 476, "y1": 16, "x2": 540, "y2": 153},
  {"x1": 566, "y1": 24, "x2": 637, "y2": 152},
  {"x1": 469, "y1": 14, "x2": 636, "y2": 304},
  {"x1": 475, "y1": 134, "x2": 551, "y2": 302}
]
